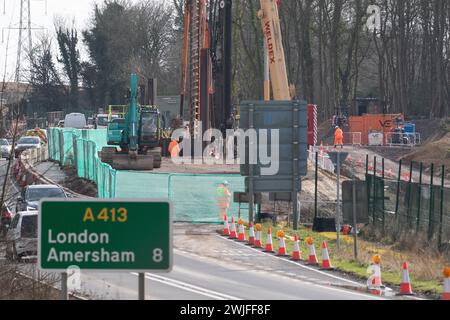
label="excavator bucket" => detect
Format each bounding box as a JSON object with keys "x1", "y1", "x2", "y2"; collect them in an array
[{"x1": 108, "y1": 153, "x2": 154, "y2": 171}]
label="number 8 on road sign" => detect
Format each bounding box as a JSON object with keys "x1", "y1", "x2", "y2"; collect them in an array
[{"x1": 153, "y1": 248, "x2": 163, "y2": 263}]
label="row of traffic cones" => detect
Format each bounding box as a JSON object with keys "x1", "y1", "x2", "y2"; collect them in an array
[
  {"x1": 223, "y1": 216, "x2": 450, "y2": 299},
  {"x1": 223, "y1": 215, "x2": 334, "y2": 270},
  {"x1": 367, "y1": 161, "x2": 395, "y2": 178}
]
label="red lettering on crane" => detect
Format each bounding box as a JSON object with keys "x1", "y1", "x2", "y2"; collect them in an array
[{"x1": 264, "y1": 21, "x2": 276, "y2": 64}]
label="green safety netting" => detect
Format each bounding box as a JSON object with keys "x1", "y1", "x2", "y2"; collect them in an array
[
  {"x1": 48, "y1": 128, "x2": 115, "y2": 199},
  {"x1": 48, "y1": 128, "x2": 80, "y2": 166},
  {"x1": 48, "y1": 128, "x2": 246, "y2": 223},
  {"x1": 114, "y1": 172, "x2": 246, "y2": 223}
]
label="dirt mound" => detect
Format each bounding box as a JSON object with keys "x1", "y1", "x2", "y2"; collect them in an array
[
  {"x1": 402, "y1": 119, "x2": 450, "y2": 174},
  {"x1": 410, "y1": 118, "x2": 442, "y2": 143},
  {"x1": 62, "y1": 167, "x2": 98, "y2": 198}
]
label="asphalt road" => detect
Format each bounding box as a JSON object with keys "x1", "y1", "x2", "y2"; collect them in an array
[{"x1": 49, "y1": 249, "x2": 382, "y2": 300}]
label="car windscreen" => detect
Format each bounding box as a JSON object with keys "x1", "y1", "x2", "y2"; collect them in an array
[
  {"x1": 27, "y1": 188, "x2": 65, "y2": 201},
  {"x1": 21, "y1": 215, "x2": 38, "y2": 238},
  {"x1": 0, "y1": 139, "x2": 9, "y2": 145},
  {"x1": 97, "y1": 116, "x2": 108, "y2": 126},
  {"x1": 18, "y1": 137, "x2": 40, "y2": 145}
]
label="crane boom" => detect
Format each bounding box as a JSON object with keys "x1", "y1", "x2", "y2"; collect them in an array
[
  {"x1": 179, "y1": 5, "x2": 190, "y2": 117},
  {"x1": 259, "y1": 0, "x2": 291, "y2": 100}
]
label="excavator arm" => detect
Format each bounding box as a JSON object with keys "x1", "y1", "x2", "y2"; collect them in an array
[{"x1": 128, "y1": 73, "x2": 139, "y2": 155}]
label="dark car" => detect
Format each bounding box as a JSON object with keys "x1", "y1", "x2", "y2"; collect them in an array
[{"x1": 16, "y1": 185, "x2": 68, "y2": 212}]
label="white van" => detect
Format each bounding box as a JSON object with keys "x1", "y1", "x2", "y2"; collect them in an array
[
  {"x1": 5, "y1": 211, "x2": 38, "y2": 262},
  {"x1": 64, "y1": 113, "x2": 87, "y2": 129}
]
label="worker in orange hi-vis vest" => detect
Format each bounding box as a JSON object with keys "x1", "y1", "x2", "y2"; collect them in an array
[
  {"x1": 217, "y1": 181, "x2": 231, "y2": 220},
  {"x1": 168, "y1": 139, "x2": 181, "y2": 159},
  {"x1": 334, "y1": 126, "x2": 344, "y2": 149}
]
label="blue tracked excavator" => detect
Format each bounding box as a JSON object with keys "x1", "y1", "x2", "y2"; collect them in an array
[{"x1": 99, "y1": 74, "x2": 162, "y2": 170}]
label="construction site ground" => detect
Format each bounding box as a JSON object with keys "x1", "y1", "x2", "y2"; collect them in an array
[
  {"x1": 402, "y1": 119, "x2": 450, "y2": 178},
  {"x1": 153, "y1": 158, "x2": 240, "y2": 174},
  {"x1": 318, "y1": 118, "x2": 450, "y2": 182}
]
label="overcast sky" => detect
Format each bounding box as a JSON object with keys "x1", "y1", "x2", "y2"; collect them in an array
[{"x1": 0, "y1": 0, "x2": 142, "y2": 82}]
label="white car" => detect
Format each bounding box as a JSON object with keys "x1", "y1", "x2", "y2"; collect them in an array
[
  {"x1": 6, "y1": 211, "x2": 38, "y2": 262},
  {"x1": 14, "y1": 136, "x2": 41, "y2": 157},
  {"x1": 0, "y1": 138, "x2": 12, "y2": 159}
]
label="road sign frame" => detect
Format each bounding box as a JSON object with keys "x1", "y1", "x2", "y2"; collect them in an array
[
  {"x1": 239, "y1": 101, "x2": 308, "y2": 190},
  {"x1": 38, "y1": 198, "x2": 173, "y2": 273}
]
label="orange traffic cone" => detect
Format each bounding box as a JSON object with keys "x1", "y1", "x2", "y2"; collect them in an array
[
  {"x1": 368, "y1": 162, "x2": 373, "y2": 171},
  {"x1": 442, "y1": 267, "x2": 450, "y2": 300},
  {"x1": 386, "y1": 168, "x2": 393, "y2": 178},
  {"x1": 305, "y1": 237, "x2": 319, "y2": 265},
  {"x1": 223, "y1": 214, "x2": 230, "y2": 236},
  {"x1": 291, "y1": 233, "x2": 302, "y2": 261},
  {"x1": 248, "y1": 222, "x2": 255, "y2": 246},
  {"x1": 403, "y1": 171, "x2": 411, "y2": 181},
  {"x1": 398, "y1": 261, "x2": 414, "y2": 296},
  {"x1": 277, "y1": 230, "x2": 288, "y2": 256},
  {"x1": 237, "y1": 219, "x2": 246, "y2": 242},
  {"x1": 264, "y1": 228, "x2": 274, "y2": 253},
  {"x1": 320, "y1": 241, "x2": 334, "y2": 270},
  {"x1": 229, "y1": 217, "x2": 237, "y2": 239},
  {"x1": 368, "y1": 255, "x2": 383, "y2": 296},
  {"x1": 254, "y1": 224, "x2": 263, "y2": 248}
]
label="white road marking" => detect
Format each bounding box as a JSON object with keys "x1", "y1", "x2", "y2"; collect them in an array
[
  {"x1": 287, "y1": 273, "x2": 296, "y2": 277},
  {"x1": 130, "y1": 272, "x2": 241, "y2": 300}
]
